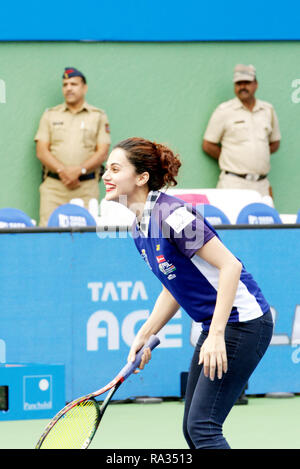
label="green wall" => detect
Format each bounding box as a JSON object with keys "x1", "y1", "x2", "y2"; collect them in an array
[{"x1": 0, "y1": 41, "x2": 299, "y2": 222}]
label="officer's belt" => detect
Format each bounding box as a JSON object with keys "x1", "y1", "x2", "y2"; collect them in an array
[
  {"x1": 224, "y1": 171, "x2": 267, "y2": 182},
  {"x1": 47, "y1": 171, "x2": 96, "y2": 182}
]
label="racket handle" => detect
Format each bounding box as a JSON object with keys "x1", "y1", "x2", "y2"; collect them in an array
[{"x1": 118, "y1": 335, "x2": 160, "y2": 380}]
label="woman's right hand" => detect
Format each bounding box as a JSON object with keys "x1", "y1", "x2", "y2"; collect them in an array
[{"x1": 127, "y1": 336, "x2": 152, "y2": 373}]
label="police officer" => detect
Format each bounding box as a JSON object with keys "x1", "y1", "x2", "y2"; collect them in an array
[
  {"x1": 202, "y1": 64, "x2": 281, "y2": 197},
  {"x1": 35, "y1": 67, "x2": 111, "y2": 226}
]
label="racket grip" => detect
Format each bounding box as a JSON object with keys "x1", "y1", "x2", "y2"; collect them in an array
[{"x1": 118, "y1": 335, "x2": 160, "y2": 380}]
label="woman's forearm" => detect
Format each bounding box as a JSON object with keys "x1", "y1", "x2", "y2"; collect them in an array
[
  {"x1": 127, "y1": 287, "x2": 180, "y2": 364},
  {"x1": 136, "y1": 287, "x2": 180, "y2": 340}
]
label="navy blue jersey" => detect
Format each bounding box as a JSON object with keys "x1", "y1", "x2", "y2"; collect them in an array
[{"x1": 133, "y1": 191, "x2": 270, "y2": 331}]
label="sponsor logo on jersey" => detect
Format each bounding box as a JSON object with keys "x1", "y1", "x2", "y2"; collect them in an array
[
  {"x1": 158, "y1": 261, "x2": 176, "y2": 276},
  {"x1": 156, "y1": 255, "x2": 166, "y2": 263},
  {"x1": 141, "y1": 249, "x2": 152, "y2": 270}
]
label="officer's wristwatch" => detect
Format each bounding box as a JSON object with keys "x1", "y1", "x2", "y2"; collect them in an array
[{"x1": 81, "y1": 167, "x2": 87, "y2": 175}]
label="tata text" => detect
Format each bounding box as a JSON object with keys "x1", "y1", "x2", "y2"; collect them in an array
[{"x1": 86, "y1": 281, "x2": 182, "y2": 350}]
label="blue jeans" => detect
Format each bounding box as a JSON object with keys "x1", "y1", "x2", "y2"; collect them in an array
[{"x1": 183, "y1": 310, "x2": 273, "y2": 449}]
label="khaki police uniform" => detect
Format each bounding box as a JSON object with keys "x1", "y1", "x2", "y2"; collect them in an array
[
  {"x1": 203, "y1": 97, "x2": 281, "y2": 196},
  {"x1": 35, "y1": 102, "x2": 111, "y2": 226}
]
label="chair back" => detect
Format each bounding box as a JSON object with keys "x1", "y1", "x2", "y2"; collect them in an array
[
  {"x1": 47, "y1": 203, "x2": 96, "y2": 227},
  {"x1": 203, "y1": 204, "x2": 231, "y2": 225},
  {"x1": 236, "y1": 203, "x2": 282, "y2": 224},
  {"x1": 0, "y1": 208, "x2": 34, "y2": 228},
  {"x1": 173, "y1": 193, "x2": 210, "y2": 205}
]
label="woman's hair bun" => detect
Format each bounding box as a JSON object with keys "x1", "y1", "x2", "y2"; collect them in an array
[
  {"x1": 153, "y1": 142, "x2": 181, "y2": 189},
  {"x1": 114, "y1": 137, "x2": 181, "y2": 191}
]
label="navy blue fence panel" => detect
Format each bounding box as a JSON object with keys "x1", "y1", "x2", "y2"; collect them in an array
[{"x1": 0, "y1": 227, "x2": 299, "y2": 401}]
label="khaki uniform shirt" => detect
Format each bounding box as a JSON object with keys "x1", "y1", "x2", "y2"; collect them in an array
[
  {"x1": 203, "y1": 97, "x2": 281, "y2": 175},
  {"x1": 34, "y1": 102, "x2": 111, "y2": 167}
]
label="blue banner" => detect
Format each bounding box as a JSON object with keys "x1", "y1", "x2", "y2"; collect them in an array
[
  {"x1": 0, "y1": 0, "x2": 299, "y2": 41},
  {"x1": 0, "y1": 228, "x2": 299, "y2": 402}
]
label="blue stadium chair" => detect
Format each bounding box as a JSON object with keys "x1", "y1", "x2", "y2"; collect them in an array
[
  {"x1": 236, "y1": 203, "x2": 282, "y2": 225},
  {"x1": 296, "y1": 210, "x2": 300, "y2": 224},
  {"x1": 0, "y1": 207, "x2": 34, "y2": 228},
  {"x1": 47, "y1": 203, "x2": 96, "y2": 227},
  {"x1": 202, "y1": 204, "x2": 231, "y2": 225}
]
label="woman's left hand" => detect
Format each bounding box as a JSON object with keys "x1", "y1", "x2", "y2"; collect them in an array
[{"x1": 199, "y1": 333, "x2": 228, "y2": 381}]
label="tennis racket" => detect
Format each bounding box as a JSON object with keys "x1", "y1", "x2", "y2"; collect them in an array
[{"x1": 35, "y1": 335, "x2": 160, "y2": 449}]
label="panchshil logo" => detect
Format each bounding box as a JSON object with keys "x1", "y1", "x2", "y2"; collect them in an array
[{"x1": 23, "y1": 375, "x2": 53, "y2": 411}]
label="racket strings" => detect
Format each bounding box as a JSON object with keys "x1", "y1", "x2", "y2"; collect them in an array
[{"x1": 39, "y1": 400, "x2": 99, "y2": 449}]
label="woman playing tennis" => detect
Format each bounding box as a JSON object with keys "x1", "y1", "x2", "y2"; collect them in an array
[{"x1": 102, "y1": 137, "x2": 273, "y2": 450}]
